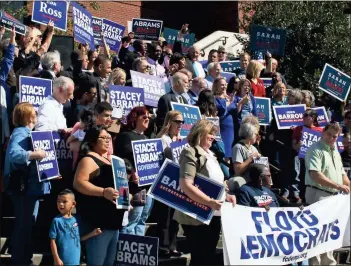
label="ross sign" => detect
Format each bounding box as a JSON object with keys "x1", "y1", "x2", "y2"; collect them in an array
[
  {"x1": 116, "y1": 234, "x2": 159, "y2": 266},
  {"x1": 102, "y1": 18, "x2": 125, "y2": 52},
  {"x1": 312, "y1": 107, "x2": 329, "y2": 127},
  {"x1": 149, "y1": 160, "x2": 225, "y2": 225},
  {"x1": 132, "y1": 18, "x2": 163, "y2": 41},
  {"x1": 318, "y1": 63, "x2": 351, "y2": 102},
  {"x1": 92, "y1": 16, "x2": 102, "y2": 45},
  {"x1": 163, "y1": 27, "x2": 195, "y2": 54},
  {"x1": 221, "y1": 194, "x2": 350, "y2": 265},
  {"x1": 221, "y1": 72, "x2": 236, "y2": 83},
  {"x1": 170, "y1": 103, "x2": 202, "y2": 138},
  {"x1": 71, "y1": 2, "x2": 94, "y2": 48},
  {"x1": 111, "y1": 155, "x2": 130, "y2": 209},
  {"x1": 261, "y1": 78, "x2": 273, "y2": 88},
  {"x1": 206, "y1": 117, "x2": 221, "y2": 141},
  {"x1": 255, "y1": 97, "x2": 272, "y2": 126},
  {"x1": 169, "y1": 138, "x2": 190, "y2": 164},
  {"x1": 273, "y1": 104, "x2": 306, "y2": 130},
  {"x1": 31, "y1": 131, "x2": 60, "y2": 182},
  {"x1": 132, "y1": 139, "x2": 164, "y2": 186},
  {"x1": 19, "y1": 76, "x2": 52, "y2": 111},
  {"x1": 31, "y1": 0, "x2": 68, "y2": 31},
  {"x1": 250, "y1": 25, "x2": 287, "y2": 56},
  {"x1": 219, "y1": 61, "x2": 241, "y2": 73},
  {"x1": 130, "y1": 70, "x2": 166, "y2": 107},
  {"x1": 0, "y1": 10, "x2": 26, "y2": 35}
]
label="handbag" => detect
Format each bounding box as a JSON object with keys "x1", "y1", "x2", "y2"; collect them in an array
[{"x1": 130, "y1": 189, "x2": 146, "y2": 207}]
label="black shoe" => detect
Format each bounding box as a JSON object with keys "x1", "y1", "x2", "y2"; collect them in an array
[{"x1": 169, "y1": 250, "x2": 183, "y2": 257}]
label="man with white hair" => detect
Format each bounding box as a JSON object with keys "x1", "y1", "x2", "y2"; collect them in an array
[
  {"x1": 37, "y1": 50, "x2": 61, "y2": 79},
  {"x1": 205, "y1": 62, "x2": 222, "y2": 89},
  {"x1": 186, "y1": 44, "x2": 206, "y2": 78},
  {"x1": 36, "y1": 76, "x2": 74, "y2": 132}
]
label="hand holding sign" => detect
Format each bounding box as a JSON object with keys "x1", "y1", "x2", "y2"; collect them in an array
[
  {"x1": 33, "y1": 149, "x2": 47, "y2": 160},
  {"x1": 209, "y1": 199, "x2": 223, "y2": 211},
  {"x1": 103, "y1": 187, "x2": 119, "y2": 204},
  {"x1": 47, "y1": 20, "x2": 54, "y2": 33}
]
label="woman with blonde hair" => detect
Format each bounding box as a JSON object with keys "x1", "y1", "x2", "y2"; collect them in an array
[
  {"x1": 246, "y1": 60, "x2": 266, "y2": 97},
  {"x1": 272, "y1": 81, "x2": 288, "y2": 106},
  {"x1": 107, "y1": 67, "x2": 126, "y2": 86}
]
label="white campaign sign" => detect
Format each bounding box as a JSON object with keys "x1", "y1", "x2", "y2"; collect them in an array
[{"x1": 221, "y1": 194, "x2": 350, "y2": 265}]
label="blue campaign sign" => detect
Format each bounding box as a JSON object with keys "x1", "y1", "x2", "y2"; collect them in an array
[
  {"x1": 51, "y1": 131, "x2": 73, "y2": 169},
  {"x1": 132, "y1": 18, "x2": 163, "y2": 41},
  {"x1": 255, "y1": 97, "x2": 272, "y2": 126},
  {"x1": 149, "y1": 160, "x2": 225, "y2": 225},
  {"x1": 170, "y1": 103, "x2": 202, "y2": 138},
  {"x1": 206, "y1": 117, "x2": 221, "y2": 141},
  {"x1": 313, "y1": 107, "x2": 329, "y2": 127},
  {"x1": 102, "y1": 18, "x2": 125, "y2": 52},
  {"x1": 132, "y1": 139, "x2": 164, "y2": 186},
  {"x1": 0, "y1": 10, "x2": 26, "y2": 35},
  {"x1": 261, "y1": 78, "x2": 272, "y2": 88},
  {"x1": 71, "y1": 2, "x2": 94, "y2": 48},
  {"x1": 92, "y1": 16, "x2": 102, "y2": 45},
  {"x1": 116, "y1": 234, "x2": 159, "y2": 266},
  {"x1": 170, "y1": 138, "x2": 190, "y2": 164},
  {"x1": 250, "y1": 24, "x2": 287, "y2": 56},
  {"x1": 111, "y1": 155, "x2": 130, "y2": 209},
  {"x1": 219, "y1": 61, "x2": 241, "y2": 73},
  {"x1": 273, "y1": 104, "x2": 306, "y2": 129},
  {"x1": 31, "y1": 131, "x2": 60, "y2": 182},
  {"x1": 221, "y1": 72, "x2": 236, "y2": 83},
  {"x1": 318, "y1": 63, "x2": 351, "y2": 102},
  {"x1": 31, "y1": 0, "x2": 68, "y2": 31},
  {"x1": 337, "y1": 136, "x2": 344, "y2": 153},
  {"x1": 130, "y1": 70, "x2": 166, "y2": 107},
  {"x1": 298, "y1": 127, "x2": 322, "y2": 159},
  {"x1": 109, "y1": 85, "x2": 145, "y2": 118},
  {"x1": 19, "y1": 76, "x2": 52, "y2": 111},
  {"x1": 163, "y1": 27, "x2": 195, "y2": 54}
]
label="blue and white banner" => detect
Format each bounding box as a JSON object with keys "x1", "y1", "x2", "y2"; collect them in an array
[
  {"x1": 163, "y1": 27, "x2": 195, "y2": 54},
  {"x1": 109, "y1": 85, "x2": 144, "y2": 118},
  {"x1": 92, "y1": 16, "x2": 102, "y2": 45},
  {"x1": 169, "y1": 138, "x2": 190, "y2": 164},
  {"x1": 19, "y1": 76, "x2": 52, "y2": 111},
  {"x1": 102, "y1": 18, "x2": 125, "y2": 52},
  {"x1": 298, "y1": 127, "x2": 322, "y2": 159},
  {"x1": 130, "y1": 70, "x2": 166, "y2": 107},
  {"x1": 132, "y1": 139, "x2": 164, "y2": 187},
  {"x1": 255, "y1": 97, "x2": 272, "y2": 126},
  {"x1": 31, "y1": 131, "x2": 60, "y2": 182},
  {"x1": 171, "y1": 103, "x2": 202, "y2": 138},
  {"x1": 206, "y1": 117, "x2": 221, "y2": 141},
  {"x1": 273, "y1": 104, "x2": 306, "y2": 130},
  {"x1": 111, "y1": 155, "x2": 130, "y2": 209},
  {"x1": 0, "y1": 10, "x2": 26, "y2": 35},
  {"x1": 71, "y1": 2, "x2": 94, "y2": 48},
  {"x1": 132, "y1": 18, "x2": 163, "y2": 41},
  {"x1": 222, "y1": 194, "x2": 350, "y2": 265},
  {"x1": 261, "y1": 78, "x2": 273, "y2": 88},
  {"x1": 219, "y1": 61, "x2": 241, "y2": 73},
  {"x1": 318, "y1": 63, "x2": 351, "y2": 102},
  {"x1": 221, "y1": 72, "x2": 236, "y2": 83},
  {"x1": 116, "y1": 234, "x2": 159, "y2": 266},
  {"x1": 149, "y1": 159, "x2": 225, "y2": 225},
  {"x1": 250, "y1": 25, "x2": 287, "y2": 56},
  {"x1": 312, "y1": 107, "x2": 329, "y2": 127},
  {"x1": 31, "y1": 0, "x2": 68, "y2": 31}
]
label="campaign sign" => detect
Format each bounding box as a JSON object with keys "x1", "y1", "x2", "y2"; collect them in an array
[
  {"x1": 132, "y1": 18, "x2": 163, "y2": 41},
  {"x1": 163, "y1": 27, "x2": 195, "y2": 54},
  {"x1": 261, "y1": 77, "x2": 273, "y2": 88},
  {"x1": 312, "y1": 106, "x2": 329, "y2": 127},
  {"x1": 298, "y1": 127, "x2": 322, "y2": 159},
  {"x1": 111, "y1": 155, "x2": 130, "y2": 209},
  {"x1": 221, "y1": 72, "x2": 236, "y2": 83},
  {"x1": 219, "y1": 61, "x2": 241, "y2": 73},
  {"x1": 250, "y1": 25, "x2": 287, "y2": 56},
  {"x1": 171, "y1": 103, "x2": 202, "y2": 138},
  {"x1": 31, "y1": 131, "x2": 60, "y2": 182},
  {"x1": 170, "y1": 138, "x2": 190, "y2": 164},
  {"x1": 71, "y1": 2, "x2": 94, "y2": 48},
  {"x1": 273, "y1": 104, "x2": 306, "y2": 129},
  {"x1": 109, "y1": 85, "x2": 144, "y2": 117},
  {"x1": 132, "y1": 139, "x2": 164, "y2": 186},
  {"x1": 255, "y1": 97, "x2": 272, "y2": 126},
  {"x1": 116, "y1": 234, "x2": 159, "y2": 266},
  {"x1": 318, "y1": 63, "x2": 351, "y2": 102},
  {"x1": 102, "y1": 18, "x2": 125, "y2": 52},
  {"x1": 130, "y1": 70, "x2": 166, "y2": 107},
  {"x1": 206, "y1": 117, "x2": 221, "y2": 141},
  {"x1": 92, "y1": 16, "x2": 102, "y2": 45},
  {"x1": 31, "y1": 0, "x2": 68, "y2": 31},
  {"x1": 149, "y1": 159, "x2": 225, "y2": 224},
  {"x1": 19, "y1": 76, "x2": 52, "y2": 111},
  {"x1": 0, "y1": 10, "x2": 26, "y2": 35},
  {"x1": 51, "y1": 131, "x2": 73, "y2": 168}
]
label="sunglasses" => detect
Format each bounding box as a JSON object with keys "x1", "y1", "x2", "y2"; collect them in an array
[
  {"x1": 146, "y1": 65, "x2": 151, "y2": 70},
  {"x1": 218, "y1": 51, "x2": 226, "y2": 54},
  {"x1": 141, "y1": 115, "x2": 150, "y2": 120},
  {"x1": 172, "y1": 120, "x2": 184, "y2": 124}
]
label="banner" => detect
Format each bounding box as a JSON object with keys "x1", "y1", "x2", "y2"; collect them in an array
[
  {"x1": 132, "y1": 139, "x2": 164, "y2": 186},
  {"x1": 255, "y1": 97, "x2": 272, "y2": 126},
  {"x1": 31, "y1": 131, "x2": 60, "y2": 182},
  {"x1": 273, "y1": 104, "x2": 306, "y2": 129},
  {"x1": 170, "y1": 138, "x2": 189, "y2": 163},
  {"x1": 149, "y1": 159, "x2": 225, "y2": 224},
  {"x1": 130, "y1": 70, "x2": 166, "y2": 107},
  {"x1": 262, "y1": 77, "x2": 273, "y2": 88},
  {"x1": 71, "y1": 2, "x2": 94, "y2": 48},
  {"x1": 219, "y1": 61, "x2": 241, "y2": 73},
  {"x1": 31, "y1": 0, "x2": 68, "y2": 31},
  {"x1": 111, "y1": 155, "x2": 130, "y2": 209},
  {"x1": 318, "y1": 63, "x2": 351, "y2": 102},
  {"x1": 312, "y1": 107, "x2": 329, "y2": 127},
  {"x1": 19, "y1": 76, "x2": 52, "y2": 111},
  {"x1": 0, "y1": 10, "x2": 26, "y2": 35},
  {"x1": 102, "y1": 18, "x2": 125, "y2": 52},
  {"x1": 170, "y1": 103, "x2": 202, "y2": 138},
  {"x1": 163, "y1": 27, "x2": 195, "y2": 54},
  {"x1": 221, "y1": 72, "x2": 236, "y2": 83},
  {"x1": 109, "y1": 85, "x2": 144, "y2": 118},
  {"x1": 132, "y1": 18, "x2": 163, "y2": 41},
  {"x1": 206, "y1": 117, "x2": 221, "y2": 141},
  {"x1": 250, "y1": 25, "x2": 287, "y2": 56},
  {"x1": 221, "y1": 194, "x2": 350, "y2": 265},
  {"x1": 92, "y1": 16, "x2": 102, "y2": 45},
  {"x1": 116, "y1": 234, "x2": 159, "y2": 266}
]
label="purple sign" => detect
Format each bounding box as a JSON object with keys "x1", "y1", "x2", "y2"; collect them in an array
[
  {"x1": 170, "y1": 103, "x2": 202, "y2": 138},
  {"x1": 273, "y1": 104, "x2": 306, "y2": 129},
  {"x1": 32, "y1": 0, "x2": 68, "y2": 31},
  {"x1": 71, "y1": 2, "x2": 94, "y2": 48},
  {"x1": 170, "y1": 138, "x2": 190, "y2": 164},
  {"x1": 102, "y1": 18, "x2": 125, "y2": 52}
]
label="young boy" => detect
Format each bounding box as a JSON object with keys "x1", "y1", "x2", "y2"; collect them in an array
[{"x1": 49, "y1": 189, "x2": 101, "y2": 266}]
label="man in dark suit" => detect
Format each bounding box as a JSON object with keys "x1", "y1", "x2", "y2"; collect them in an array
[
  {"x1": 156, "y1": 72, "x2": 190, "y2": 130},
  {"x1": 122, "y1": 40, "x2": 147, "y2": 80}
]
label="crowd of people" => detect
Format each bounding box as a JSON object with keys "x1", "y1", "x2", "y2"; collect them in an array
[{"x1": 0, "y1": 18, "x2": 350, "y2": 266}]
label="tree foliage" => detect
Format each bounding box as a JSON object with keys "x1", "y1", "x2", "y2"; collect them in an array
[{"x1": 238, "y1": 1, "x2": 351, "y2": 93}]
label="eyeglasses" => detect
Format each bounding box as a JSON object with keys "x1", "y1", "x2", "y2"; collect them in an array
[
  {"x1": 141, "y1": 115, "x2": 150, "y2": 120},
  {"x1": 172, "y1": 120, "x2": 184, "y2": 124},
  {"x1": 98, "y1": 136, "x2": 111, "y2": 141},
  {"x1": 146, "y1": 65, "x2": 151, "y2": 70},
  {"x1": 218, "y1": 51, "x2": 226, "y2": 54}
]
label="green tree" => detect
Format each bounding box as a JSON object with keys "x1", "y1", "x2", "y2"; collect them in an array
[{"x1": 238, "y1": 1, "x2": 351, "y2": 94}]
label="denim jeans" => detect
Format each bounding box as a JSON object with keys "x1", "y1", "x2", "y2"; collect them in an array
[
  {"x1": 121, "y1": 195, "x2": 153, "y2": 236},
  {"x1": 85, "y1": 229, "x2": 119, "y2": 266}
]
